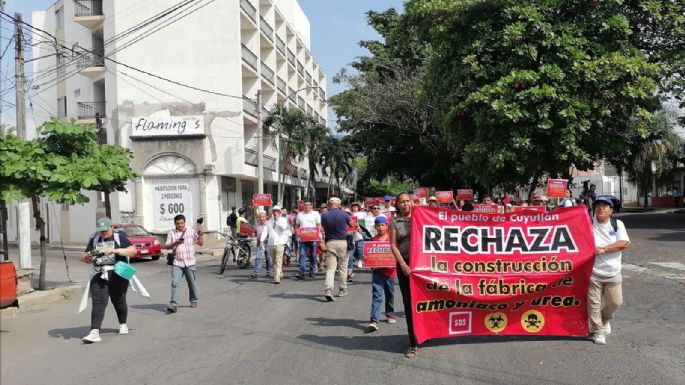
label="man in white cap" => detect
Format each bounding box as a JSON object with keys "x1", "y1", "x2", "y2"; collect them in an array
[{"x1": 265, "y1": 205, "x2": 289, "y2": 284}]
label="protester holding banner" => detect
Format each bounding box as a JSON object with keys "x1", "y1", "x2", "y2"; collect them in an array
[
  {"x1": 250, "y1": 211, "x2": 272, "y2": 280},
  {"x1": 380, "y1": 195, "x2": 397, "y2": 216},
  {"x1": 367, "y1": 216, "x2": 396, "y2": 332},
  {"x1": 294, "y1": 202, "x2": 322, "y2": 279},
  {"x1": 588, "y1": 197, "x2": 630, "y2": 345},
  {"x1": 427, "y1": 196, "x2": 439, "y2": 208},
  {"x1": 389, "y1": 192, "x2": 419, "y2": 358},
  {"x1": 559, "y1": 189, "x2": 576, "y2": 208}
]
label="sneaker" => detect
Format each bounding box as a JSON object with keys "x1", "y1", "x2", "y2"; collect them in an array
[
  {"x1": 593, "y1": 334, "x2": 606, "y2": 345},
  {"x1": 337, "y1": 288, "x2": 348, "y2": 298},
  {"x1": 367, "y1": 321, "x2": 378, "y2": 332},
  {"x1": 294, "y1": 273, "x2": 304, "y2": 280},
  {"x1": 82, "y1": 329, "x2": 101, "y2": 344},
  {"x1": 603, "y1": 321, "x2": 611, "y2": 335},
  {"x1": 273, "y1": 280, "x2": 281, "y2": 284},
  {"x1": 387, "y1": 315, "x2": 397, "y2": 324},
  {"x1": 308, "y1": 271, "x2": 314, "y2": 278},
  {"x1": 325, "y1": 289, "x2": 335, "y2": 302},
  {"x1": 166, "y1": 305, "x2": 178, "y2": 314},
  {"x1": 118, "y1": 324, "x2": 129, "y2": 335},
  {"x1": 356, "y1": 260, "x2": 363, "y2": 269},
  {"x1": 190, "y1": 302, "x2": 198, "y2": 308},
  {"x1": 250, "y1": 273, "x2": 258, "y2": 279},
  {"x1": 347, "y1": 274, "x2": 353, "y2": 282}
]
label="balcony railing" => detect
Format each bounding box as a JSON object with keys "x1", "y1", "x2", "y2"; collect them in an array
[
  {"x1": 77, "y1": 101, "x2": 106, "y2": 119},
  {"x1": 243, "y1": 96, "x2": 257, "y2": 118},
  {"x1": 241, "y1": 44, "x2": 258, "y2": 71},
  {"x1": 259, "y1": 16, "x2": 273, "y2": 40},
  {"x1": 74, "y1": 0, "x2": 103, "y2": 17},
  {"x1": 297, "y1": 96, "x2": 305, "y2": 109},
  {"x1": 264, "y1": 154, "x2": 276, "y2": 172},
  {"x1": 275, "y1": 36, "x2": 286, "y2": 54},
  {"x1": 245, "y1": 148, "x2": 258, "y2": 167},
  {"x1": 261, "y1": 62, "x2": 275, "y2": 84},
  {"x1": 305, "y1": 72, "x2": 312, "y2": 85},
  {"x1": 296, "y1": 61, "x2": 304, "y2": 76},
  {"x1": 319, "y1": 116, "x2": 326, "y2": 125},
  {"x1": 240, "y1": 0, "x2": 257, "y2": 23},
  {"x1": 286, "y1": 49, "x2": 295, "y2": 65},
  {"x1": 306, "y1": 105, "x2": 313, "y2": 116},
  {"x1": 77, "y1": 50, "x2": 104, "y2": 68},
  {"x1": 288, "y1": 87, "x2": 295, "y2": 101},
  {"x1": 319, "y1": 87, "x2": 325, "y2": 98},
  {"x1": 276, "y1": 76, "x2": 286, "y2": 94}
]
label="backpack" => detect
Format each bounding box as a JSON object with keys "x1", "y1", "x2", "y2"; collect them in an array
[{"x1": 609, "y1": 218, "x2": 618, "y2": 233}]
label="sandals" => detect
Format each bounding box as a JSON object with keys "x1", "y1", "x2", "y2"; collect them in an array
[{"x1": 404, "y1": 346, "x2": 419, "y2": 358}]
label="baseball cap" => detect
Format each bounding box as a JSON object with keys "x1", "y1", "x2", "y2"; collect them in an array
[
  {"x1": 428, "y1": 196, "x2": 438, "y2": 202},
  {"x1": 96, "y1": 217, "x2": 112, "y2": 231},
  {"x1": 592, "y1": 196, "x2": 613, "y2": 208},
  {"x1": 374, "y1": 216, "x2": 388, "y2": 225},
  {"x1": 272, "y1": 205, "x2": 282, "y2": 211},
  {"x1": 384, "y1": 195, "x2": 392, "y2": 201}
]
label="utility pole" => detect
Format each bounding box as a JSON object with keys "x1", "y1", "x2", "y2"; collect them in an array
[
  {"x1": 256, "y1": 90, "x2": 264, "y2": 195},
  {"x1": 14, "y1": 13, "x2": 31, "y2": 269}
]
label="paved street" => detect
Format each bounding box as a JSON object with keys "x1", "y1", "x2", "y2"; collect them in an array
[{"x1": 1, "y1": 213, "x2": 683, "y2": 385}]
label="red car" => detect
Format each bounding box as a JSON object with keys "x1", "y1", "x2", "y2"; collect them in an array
[{"x1": 113, "y1": 224, "x2": 161, "y2": 261}]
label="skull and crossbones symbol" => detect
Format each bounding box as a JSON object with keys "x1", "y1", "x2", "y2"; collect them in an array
[{"x1": 525, "y1": 314, "x2": 541, "y2": 329}]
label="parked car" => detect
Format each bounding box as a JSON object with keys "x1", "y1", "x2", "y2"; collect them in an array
[
  {"x1": 113, "y1": 224, "x2": 161, "y2": 261},
  {"x1": 595, "y1": 194, "x2": 621, "y2": 212}
]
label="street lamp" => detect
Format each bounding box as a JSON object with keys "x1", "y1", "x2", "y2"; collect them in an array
[{"x1": 256, "y1": 85, "x2": 322, "y2": 201}]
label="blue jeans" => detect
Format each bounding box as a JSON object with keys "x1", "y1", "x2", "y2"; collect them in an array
[
  {"x1": 370, "y1": 270, "x2": 395, "y2": 322},
  {"x1": 253, "y1": 246, "x2": 272, "y2": 275},
  {"x1": 299, "y1": 241, "x2": 317, "y2": 273},
  {"x1": 170, "y1": 264, "x2": 198, "y2": 305},
  {"x1": 347, "y1": 240, "x2": 364, "y2": 270}
]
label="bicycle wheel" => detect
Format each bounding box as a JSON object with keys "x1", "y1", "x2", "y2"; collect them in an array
[
  {"x1": 236, "y1": 246, "x2": 250, "y2": 269},
  {"x1": 244, "y1": 244, "x2": 252, "y2": 267},
  {"x1": 220, "y1": 247, "x2": 230, "y2": 274}
]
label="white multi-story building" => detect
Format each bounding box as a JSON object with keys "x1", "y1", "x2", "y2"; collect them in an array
[{"x1": 22, "y1": 0, "x2": 334, "y2": 243}]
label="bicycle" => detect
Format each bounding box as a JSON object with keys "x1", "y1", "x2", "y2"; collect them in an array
[{"x1": 218, "y1": 233, "x2": 253, "y2": 274}]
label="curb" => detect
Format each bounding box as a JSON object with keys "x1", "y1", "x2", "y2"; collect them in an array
[{"x1": 4, "y1": 284, "x2": 84, "y2": 311}]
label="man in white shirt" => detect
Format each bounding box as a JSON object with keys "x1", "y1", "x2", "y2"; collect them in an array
[
  {"x1": 263, "y1": 205, "x2": 289, "y2": 284},
  {"x1": 380, "y1": 195, "x2": 397, "y2": 216},
  {"x1": 294, "y1": 202, "x2": 322, "y2": 279},
  {"x1": 588, "y1": 196, "x2": 630, "y2": 345}
]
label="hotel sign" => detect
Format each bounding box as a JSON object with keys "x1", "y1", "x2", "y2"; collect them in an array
[{"x1": 131, "y1": 115, "x2": 205, "y2": 138}]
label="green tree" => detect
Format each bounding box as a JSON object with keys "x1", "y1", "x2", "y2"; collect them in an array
[
  {"x1": 301, "y1": 123, "x2": 330, "y2": 204},
  {"x1": 0, "y1": 118, "x2": 137, "y2": 290},
  {"x1": 319, "y1": 136, "x2": 355, "y2": 200},
  {"x1": 264, "y1": 105, "x2": 311, "y2": 206},
  {"x1": 333, "y1": 1, "x2": 685, "y2": 192}
]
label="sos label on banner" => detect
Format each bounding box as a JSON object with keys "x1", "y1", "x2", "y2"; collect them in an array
[
  {"x1": 362, "y1": 241, "x2": 396, "y2": 268},
  {"x1": 408, "y1": 206, "x2": 594, "y2": 344},
  {"x1": 152, "y1": 180, "x2": 193, "y2": 229},
  {"x1": 547, "y1": 179, "x2": 568, "y2": 198},
  {"x1": 436, "y1": 191, "x2": 454, "y2": 204},
  {"x1": 456, "y1": 189, "x2": 474, "y2": 200},
  {"x1": 253, "y1": 194, "x2": 272, "y2": 207}
]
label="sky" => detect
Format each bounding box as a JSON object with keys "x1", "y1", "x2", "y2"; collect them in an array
[{"x1": 1, "y1": 0, "x2": 406, "y2": 129}]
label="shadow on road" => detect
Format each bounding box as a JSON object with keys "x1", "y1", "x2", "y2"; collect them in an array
[
  {"x1": 305, "y1": 317, "x2": 368, "y2": 331},
  {"x1": 298, "y1": 332, "x2": 405, "y2": 353},
  {"x1": 269, "y1": 292, "x2": 326, "y2": 302},
  {"x1": 48, "y1": 326, "x2": 117, "y2": 340},
  {"x1": 130, "y1": 303, "x2": 168, "y2": 313},
  {"x1": 423, "y1": 334, "x2": 587, "y2": 347}
]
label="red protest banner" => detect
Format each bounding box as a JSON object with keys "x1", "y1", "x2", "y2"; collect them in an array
[
  {"x1": 513, "y1": 205, "x2": 547, "y2": 213},
  {"x1": 252, "y1": 194, "x2": 272, "y2": 207},
  {"x1": 364, "y1": 197, "x2": 384, "y2": 207},
  {"x1": 347, "y1": 216, "x2": 358, "y2": 232},
  {"x1": 456, "y1": 189, "x2": 474, "y2": 200},
  {"x1": 299, "y1": 227, "x2": 319, "y2": 242},
  {"x1": 473, "y1": 204, "x2": 499, "y2": 213},
  {"x1": 363, "y1": 241, "x2": 396, "y2": 268},
  {"x1": 547, "y1": 179, "x2": 568, "y2": 198},
  {"x1": 238, "y1": 221, "x2": 254, "y2": 237},
  {"x1": 413, "y1": 187, "x2": 429, "y2": 198},
  {"x1": 409, "y1": 206, "x2": 594, "y2": 344},
  {"x1": 436, "y1": 191, "x2": 454, "y2": 204}
]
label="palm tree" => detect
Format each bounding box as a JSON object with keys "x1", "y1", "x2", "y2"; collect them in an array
[
  {"x1": 263, "y1": 104, "x2": 311, "y2": 206},
  {"x1": 319, "y1": 136, "x2": 354, "y2": 199},
  {"x1": 0, "y1": 123, "x2": 17, "y2": 136},
  {"x1": 302, "y1": 123, "x2": 329, "y2": 203}
]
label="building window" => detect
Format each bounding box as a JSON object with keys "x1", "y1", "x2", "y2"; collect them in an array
[
  {"x1": 74, "y1": 89, "x2": 80, "y2": 97},
  {"x1": 57, "y1": 97, "x2": 67, "y2": 118}
]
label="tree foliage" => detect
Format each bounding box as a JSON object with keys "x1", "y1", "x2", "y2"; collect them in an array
[
  {"x1": 0, "y1": 118, "x2": 137, "y2": 289},
  {"x1": 332, "y1": 1, "x2": 685, "y2": 191}
]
